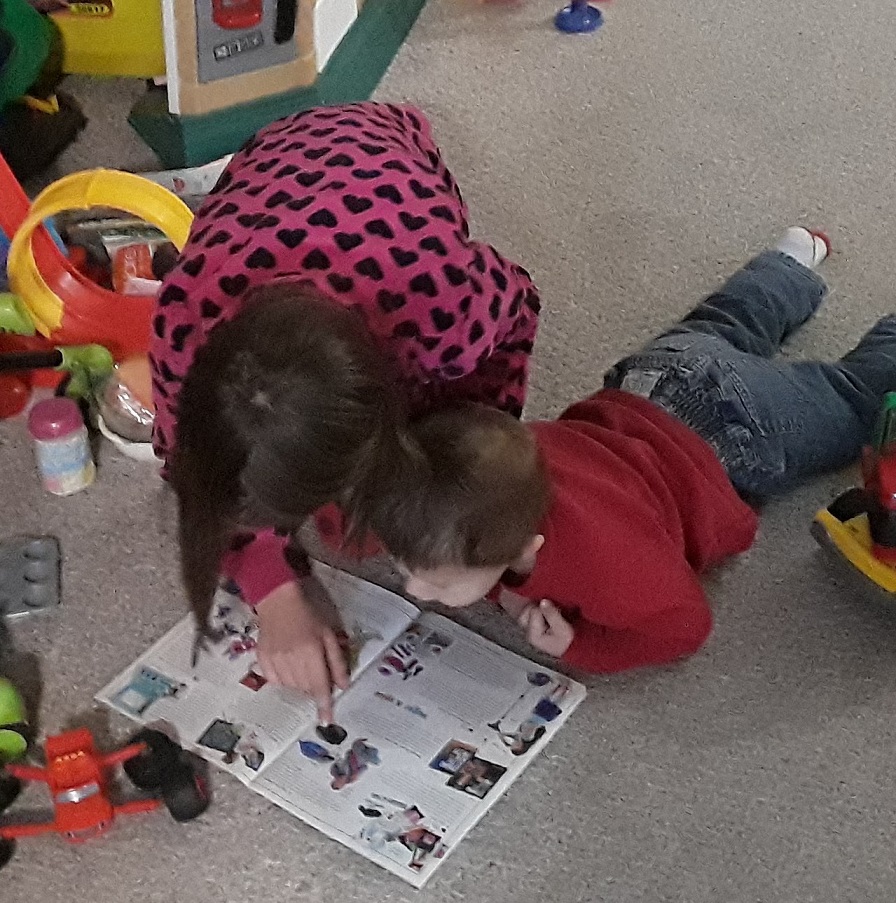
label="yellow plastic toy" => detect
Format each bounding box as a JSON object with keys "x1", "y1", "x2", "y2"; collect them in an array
[
  {"x1": 812, "y1": 506, "x2": 896, "y2": 594},
  {"x1": 50, "y1": 0, "x2": 166, "y2": 79},
  {"x1": 7, "y1": 167, "x2": 192, "y2": 354},
  {"x1": 812, "y1": 392, "x2": 896, "y2": 595}
]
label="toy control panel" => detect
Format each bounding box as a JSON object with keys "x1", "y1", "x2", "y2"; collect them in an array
[{"x1": 0, "y1": 535, "x2": 61, "y2": 618}]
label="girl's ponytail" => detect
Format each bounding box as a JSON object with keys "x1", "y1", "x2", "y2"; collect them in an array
[{"x1": 169, "y1": 283, "x2": 405, "y2": 632}]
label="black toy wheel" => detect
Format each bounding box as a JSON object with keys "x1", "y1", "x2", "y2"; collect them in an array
[
  {"x1": 0, "y1": 774, "x2": 21, "y2": 814},
  {"x1": 123, "y1": 729, "x2": 180, "y2": 790},
  {"x1": 0, "y1": 838, "x2": 14, "y2": 871},
  {"x1": 161, "y1": 760, "x2": 210, "y2": 822}
]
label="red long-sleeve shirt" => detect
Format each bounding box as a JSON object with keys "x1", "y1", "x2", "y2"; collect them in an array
[
  {"x1": 317, "y1": 389, "x2": 758, "y2": 673},
  {"x1": 512, "y1": 390, "x2": 758, "y2": 672}
]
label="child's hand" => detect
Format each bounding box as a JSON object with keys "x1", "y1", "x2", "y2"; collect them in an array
[
  {"x1": 518, "y1": 600, "x2": 574, "y2": 658},
  {"x1": 496, "y1": 587, "x2": 531, "y2": 620},
  {"x1": 255, "y1": 582, "x2": 350, "y2": 723}
]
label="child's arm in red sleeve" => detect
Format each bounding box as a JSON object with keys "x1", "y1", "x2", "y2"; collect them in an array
[
  {"x1": 561, "y1": 592, "x2": 713, "y2": 672},
  {"x1": 558, "y1": 548, "x2": 714, "y2": 673}
]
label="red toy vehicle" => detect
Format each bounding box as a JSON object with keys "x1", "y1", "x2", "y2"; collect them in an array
[
  {"x1": 2, "y1": 728, "x2": 157, "y2": 843},
  {"x1": 0, "y1": 727, "x2": 209, "y2": 865}
]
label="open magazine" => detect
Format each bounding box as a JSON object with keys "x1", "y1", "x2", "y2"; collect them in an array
[{"x1": 96, "y1": 563, "x2": 586, "y2": 887}]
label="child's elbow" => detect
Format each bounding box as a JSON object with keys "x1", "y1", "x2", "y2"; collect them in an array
[{"x1": 674, "y1": 608, "x2": 714, "y2": 660}]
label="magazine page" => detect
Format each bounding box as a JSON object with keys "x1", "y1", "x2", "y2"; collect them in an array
[
  {"x1": 310, "y1": 561, "x2": 421, "y2": 678},
  {"x1": 253, "y1": 600, "x2": 586, "y2": 888},
  {"x1": 96, "y1": 567, "x2": 419, "y2": 785}
]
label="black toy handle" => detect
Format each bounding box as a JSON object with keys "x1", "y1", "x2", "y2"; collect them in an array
[
  {"x1": 274, "y1": 0, "x2": 298, "y2": 44},
  {"x1": 0, "y1": 350, "x2": 62, "y2": 373}
]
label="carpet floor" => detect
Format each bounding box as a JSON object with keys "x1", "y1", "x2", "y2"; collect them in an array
[{"x1": 5, "y1": 0, "x2": 896, "y2": 900}]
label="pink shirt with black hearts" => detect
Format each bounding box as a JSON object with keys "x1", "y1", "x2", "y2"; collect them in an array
[{"x1": 150, "y1": 102, "x2": 541, "y2": 605}]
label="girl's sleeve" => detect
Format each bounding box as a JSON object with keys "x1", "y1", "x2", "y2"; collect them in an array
[
  {"x1": 220, "y1": 528, "x2": 309, "y2": 608},
  {"x1": 419, "y1": 248, "x2": 541, "y2": 418}
]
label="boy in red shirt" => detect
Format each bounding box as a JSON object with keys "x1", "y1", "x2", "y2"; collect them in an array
[{"x1": 370, "y1": 229, "x2": 896, "y2": 670}]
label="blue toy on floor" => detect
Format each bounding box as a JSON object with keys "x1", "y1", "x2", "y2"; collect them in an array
[{"x1": 555, "y1": 0, "x2": 604, "y2": 33}]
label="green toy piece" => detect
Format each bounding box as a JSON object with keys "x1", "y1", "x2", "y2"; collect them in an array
[
  {"x1": 0, "y1": 293, "x2": 36, "y2": 336},
  {"x1": 0, "y1": 678, "x2": 28, "y2": 762},
  {"x1": 871, "y1": 391, "x2": 896, "y2": 452},
  {"x1": 58, "y1": 343, "x2": 114, "y2": 400},
  {"x1": 0, "y1": 341, "x2": 114, "y2": 401},
  {"x1": 0, "y1": 290, "x2": 116, "y2": 399}
]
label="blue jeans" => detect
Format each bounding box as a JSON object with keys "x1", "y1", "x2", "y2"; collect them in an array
[{"x1": 604, "y1": 251, "x2": 896, "y2": 498}]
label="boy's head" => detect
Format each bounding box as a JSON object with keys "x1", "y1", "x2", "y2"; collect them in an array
[{"x1": 370, "y1": 404, "x2": 551, "y2": 608}]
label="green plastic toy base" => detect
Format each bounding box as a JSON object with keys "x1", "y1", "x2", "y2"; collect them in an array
[
  {"x1": 0, "y1": 0, "x2": 55, "y2": 108},
  {"x1": 129, "y1": 0, "x2": 428, "y2": 168}
]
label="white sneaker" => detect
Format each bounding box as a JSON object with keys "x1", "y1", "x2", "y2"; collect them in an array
[{"x1": 775, "y1": 227, "x2": 831, "y2": 270}]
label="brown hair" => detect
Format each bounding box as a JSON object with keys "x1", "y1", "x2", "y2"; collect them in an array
[
  {"x1": 170, "y1": 284, "x2": 408, "y2": 636},
  {"x1": 369, "y1": 404, "x2": 551, "y2": 570}
]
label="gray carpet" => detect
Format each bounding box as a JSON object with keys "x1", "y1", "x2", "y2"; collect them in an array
[{"x1": 6, "y1": 0, "x2": 896, "y2": 899}]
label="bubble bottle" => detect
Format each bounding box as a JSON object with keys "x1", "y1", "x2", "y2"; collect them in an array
[{"x1": 27, "y1": 397, "x2": 95, "y2": 495}]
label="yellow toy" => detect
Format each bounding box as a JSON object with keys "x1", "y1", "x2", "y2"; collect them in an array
[
  {"x1": 49, "y1": 0, "x2": 166, "y2": 79},
  {"x1": 5, "y1": 162, "x2": 192, "y2": 355},
  {"x1": 812, "y1": 392, "x2": 896, "y2": 593}
]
